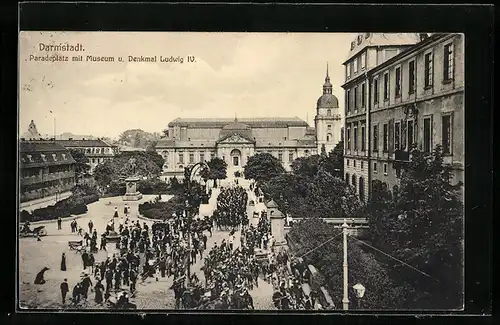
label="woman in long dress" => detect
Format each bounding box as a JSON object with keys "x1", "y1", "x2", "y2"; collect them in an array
[
  {"x1": 94, "y1": 279, "x2": 104, "y2": 304},
  {"x1": 61, "y1": 253, "x2": 67, "y2": 271}
]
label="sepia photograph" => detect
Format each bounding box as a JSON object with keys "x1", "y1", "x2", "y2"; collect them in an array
[{"x1": 18, "y1": 31, "x2": 464, "y2": 311}]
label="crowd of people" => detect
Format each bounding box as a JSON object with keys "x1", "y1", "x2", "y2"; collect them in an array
[{"x1": 213, "y1": 186, "x2": 249, "y2": 229}]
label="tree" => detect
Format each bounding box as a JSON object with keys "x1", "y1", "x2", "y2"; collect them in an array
[
  {"x1": 200, "y1": 157, "x2": 227, "y2": 188},
  {"x1": 320, "y1": 139, "x2": 344, "y2": 178},
  {"x1": 244, "y1": 153, "x2": 286, "y2": 184},
  {"x1": 144, "y1": 151, "x2": 165, "y2": 170},
  {"x1": 291, "y1": 155, "x2": 321, "y2": 179},
  {"x1": 133, "y1": 133, "x2": 141, "y2": 147},
  {"x1": 368, "y1": 145, "x2": 464, "y2": 309},
  {"x1": 93, "y1": 151, "x2": 163, "y2": 193},
  {"x1": 69, "y1": 149, "x2": 91, "y2": 181},
  {"x1": 119, "y1": 129, "x2": 161, "y2": 149}
]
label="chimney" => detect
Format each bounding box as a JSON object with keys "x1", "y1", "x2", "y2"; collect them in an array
[{"x1": 82, "y1": 138, "x2": 85, "y2": 140}]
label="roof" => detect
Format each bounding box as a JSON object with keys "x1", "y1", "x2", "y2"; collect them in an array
[
  {"x1": 56, "y1": 139, "x2": 112, "y2": 147},
  {"x1": 317, "y1": 94, "x2": 339, "y2": 108},
  {"x1": 19, "y1": 141, "x2": 76, "y2": 168},
  {"x1": 167, "y1": 117, "x2": 308, "y2": 128},
  {"x1": 344, "y1": 33, "x2": 421, "y2": 63},
  {"x1": 266, "y1": 200, "x2": 279, "y2": 208}
]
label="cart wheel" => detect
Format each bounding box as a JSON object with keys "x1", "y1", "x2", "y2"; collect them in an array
[{"x1": 39, "y1": 229, "x2": 48, "y2": 236}]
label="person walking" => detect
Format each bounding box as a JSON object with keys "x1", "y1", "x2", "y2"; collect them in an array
[
  {"x1": 100, "y1": 235, "x2": 107, "y2": 251},
  {"x1": 94, "y1": 279, "x2": 104, "y2": 304},
  {"x1": 57, "y1": 217, "x2": 62, "y2": 230},
  {"x1": 88, "y1": 220, "x2": 94, "y2": 234},
  {"x1": 60, "y1": 253, "x2": 67, "y2": 271},
  {"x1": 60, "y1": 279, "x2": 69, "y2": 304},
  {"x1": 81, "y1": 250, "x2": 89, "y2": 270},
  {"x1": 81, "y1": 273, "x2": 92, "y2": 300}
]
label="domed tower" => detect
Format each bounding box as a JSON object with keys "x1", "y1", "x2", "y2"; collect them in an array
[{"x1": 315, "y1": 63, "x2": 342, "y2": 154}]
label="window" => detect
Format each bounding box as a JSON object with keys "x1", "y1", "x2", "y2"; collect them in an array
[
  {"x1": 353, "y1": 58, "x2": 358, "y2": 74},
  {"x1": 361, "y1": 53, "x2": 366, "y2": 69},
  {"x1": 423, "y1": 116, "x2": 433, "y2": 153},
  {"x1": 41, "y1": 154, "x2": 47, "y2": 162},
  {"x1": 278, "y1": 152, "x2": 283, "y2": 162},
  {"x1": 353, "y1": 124, "x2": 358, "y2": 151},
  {"x1": 346, "y1": 64, "x2": 351, "y2": 78},
  {"x1": 394, "y1": 122, "x2": 401, "y2": 151},
  {"x1": 327, "y1": 134, "x2": 331, "y2": 142},
  {"x1": 408, "y1": 60, "x2": 416, "y2": 94},
  {"x1": 327, "y1": 109, "x2": 331, "y2": 116},
  {"x1": 373, "y1": 78, "x2": 379, "y2": 104},
  {"x1": 361, "y1": 125, "x2": 366, "y2": 151},
  {"x1": 407, "y1": 120, "x2": 415, "y2": 149},
  {"x1": 346, "y1": 89, "x2": 351, "y2": 111},
  {"x1": 442, "y1": 115, "x2": 452, "y2": 154},
  {"x1": 304, "y1": 150, "x2": 310, "y2": 156},
  {"x1": 424, "y1": 52, "x2": 433, "y2": 87},
  {"x1": 352, "y1": 175, "x2": 357, "y2": 188},
  {"x1": 178, "y1": 153, "x2": 184, "y2": 164},
  {"x1": 354, "y1": 86, "x2": 358, "y2": 109},
  {"x1": 383, "y1": 163, "x2": 388, "y2": 175},
  {"x1": 361, "y1": 161, "x2": 364, "y2": 170},
  {"x1": 62, "y1": 154, "x2": 66, "y2": 160},
  {"x1": 383, "y1": 124, "x2": 388, "y2": 152},
  {"x1": 383, "y1": 72, "x2": 389, "y2": 100},
  {"x1": 354, "y1": 160, "x2": 357, "y2": 168},
  {"x1": 361, "y1": 83, "x2": 366, "y2": 107},
  {"x1": 347, "y1": 127, "x2": 351, "y2": 150},
  {"x1": 52, "y1": 154, "x2": 57, "y2": 161},
  {"x1": 200, "y1": 153, "x2": 205, "y2": 162},
  {"x1": 443, "y1": 43, "x2": 454, "y2": 81},
  {"x1": 373, "y1": 125, "x2": 379, "y2": 152},
  {"x1": 189, "y1": 153, "x2": 194, "y2": 163},
  {"x1": 289, "y1": 152, "x2": 294, "y2": 162},
  {"x1": 347, "y1": 159, "x2": 350, "y2": 167},
  {"x1": 346, "y1": 173, "x2": 350, "y2": 184},
  {"x1": 373, "y1": 162, "x2": 378, "y2": 173},
  {"x1": 365, "y1": 33, "x2": 370, "y2": 39},
  {"x1": 357, "y1": 35, "x2": 363, "y2": 44},
  {"x1": 350, "y1": 41, "x2": 355, "y2": 50},
  {"x1": 395, "y1": 67, "x2": 401, "y2": 97},
  {"x1": 327, "y1": 124, "x2": 332, "y2": 130}
]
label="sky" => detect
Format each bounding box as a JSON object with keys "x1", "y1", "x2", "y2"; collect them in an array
[{"x1": 19, "y1": 32, "x2": 357, "y2": 139}]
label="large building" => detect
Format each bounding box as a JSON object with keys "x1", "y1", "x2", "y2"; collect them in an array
[
  {"x1": 19, "y1": 140, "x2": 76, "y2": 204},
  {"x1": 156, "y1": 70, "x2": 343, "y2": 179},
  {"x1": 342, "y1": 33, "x2": 464, "y2": 201},
  {"x1": 56, "y1": 138, "x2": 117, "y2": 173}
]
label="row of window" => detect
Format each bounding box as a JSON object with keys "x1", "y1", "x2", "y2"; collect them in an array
[
  {"x1": 373, "y1": 42, "x2": 454, "y2": 104},
  {"x1": 346, "y1": 113, "x2": 453, "y2": 155},
  {"x1": 24, "y1": 153, "x2": 68, "y2": 163},
  {"x1": 345, "y1": 172, "x2": 366, "y2": 202},
  {"x1": 82, "y1": 147, "x2": 113, "y2": 155},
  {"x1": 346, "y1": 52, "x2": 367, "y2": 79}
]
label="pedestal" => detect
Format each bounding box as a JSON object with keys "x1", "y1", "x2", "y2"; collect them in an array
[
  {"x1": 122, "y1": 177, "x2": 143, "y2": 201},
  {"x1": 270, "y1": 212, "x2": 287, "y2": 246}
]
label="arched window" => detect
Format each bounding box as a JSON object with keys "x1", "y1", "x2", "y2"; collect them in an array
[
  {"x1": 327, "y1": 109, "x2": 332, "y2": 116},
  {"x1": 327, "y1": 133, "x2": 332, "y2": 142},
  {"x1": 359, "y1": 176, "x2": 365, "y2": 202},
  {"x1": 352, "y1": 175, "x2": 357, "y2": 189},
  {"x1": 346, "y1": 173, "x2": 350, "y2": 185}
]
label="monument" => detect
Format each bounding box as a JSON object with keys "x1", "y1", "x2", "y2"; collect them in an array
[
  {"x1": 122, "y1": 158, "x2": 143, "y2": 201},
  {"x1": 266, "y1": 199, "x2": 287, "y2": 246}
]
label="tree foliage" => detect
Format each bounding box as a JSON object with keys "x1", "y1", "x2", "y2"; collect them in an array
[
  {"x1": 93, "y1": 151, "x2": 163, "y2": 192},
  {"x1": 200, "y1": 157, "x2": 227, "y2": 187},
  {"x1": 69, "y1": 149, "x2": 90, "y2": 180},
  {"x1": 287, "y1": 219, "x2": 414, "y2": 309},
  {"x1": 368, "y1": 145, "x2": 464, "y2": 309},
  {"x1": 244, "y1": 153, "x2": 286, "y2": 184},
  {"x1": 118, "y1": 129, "x2": 161, "y2": 149}
]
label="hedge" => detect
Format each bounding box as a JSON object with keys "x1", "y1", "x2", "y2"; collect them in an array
[
  {"x1": 19, "y1": 193, "x2": 98, "y2": 222},
  {"x1": 138, "y1": 195, "x2": 186, "y2": 220}
]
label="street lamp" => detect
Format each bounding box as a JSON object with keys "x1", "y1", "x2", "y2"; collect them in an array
[{"x1": 353, "y1": 283, "x2": 366, "y2": 309}]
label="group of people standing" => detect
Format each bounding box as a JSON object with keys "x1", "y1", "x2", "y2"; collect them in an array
[{"x1": 213, "y1": 186, "x2": 249, "y2": 230}]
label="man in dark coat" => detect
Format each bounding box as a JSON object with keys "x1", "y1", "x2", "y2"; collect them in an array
[
  {"x1": 81, "y1": 251, "x2": 89, "y2": 270},
  {"x1": 81, "y1": 274, "x2": 93, "y2": 299},
  {"x1": 129, "y1": 269, "x2": 137, "y2": 293},
  {"x1": 60, "y1": 279, "x2": 69, "y2": 304},
  {"x1": 88, "y1": 220, "x2": 94, "y2": 234},
  {"x1": 57, "y1": 217, "x2": 62, "y2": 230}
]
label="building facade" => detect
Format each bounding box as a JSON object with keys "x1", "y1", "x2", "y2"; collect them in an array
[
  {"x1": 56, "y1": 139, "x2": 116, "y2": 173},
  {"x1": 342, "y1": 33, "x2": 464, "y2": 201},
  {"x1": 157, "y1": 117, "x2": 318, "y2": 180},
  {"x1": 157, "y1": 70, "x2": 343, "y2": 180},
  {"x1": 19, "y1": 140, "x2": 76, "y2": 203}
]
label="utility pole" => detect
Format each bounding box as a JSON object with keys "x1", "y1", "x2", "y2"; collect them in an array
[{"x1": 342, "y1": 219, "x2": 350, "y2": 311}]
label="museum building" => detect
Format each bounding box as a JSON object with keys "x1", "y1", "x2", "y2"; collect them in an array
[{"x1": 156, "y1": 69, "x2": 343, "y2": 179}]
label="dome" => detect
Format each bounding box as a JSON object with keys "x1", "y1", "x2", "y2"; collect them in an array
[
  {"x1": 219, "y1": 118, "x2": 252, "y2": 139},
  {"x1": 317, "y1": 94, "x2": 339, "y2": 109}
]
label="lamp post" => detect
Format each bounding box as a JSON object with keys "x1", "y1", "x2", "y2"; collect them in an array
[
  {"x1": 183, "y1": 162, "x2": 210, "y2": 287},
  {"x1": 353, "y1": 283, "x2": 366, "y2": 310},
  {"x1": 342, "y1": 219, "x2": 349, "y2": 310}
]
